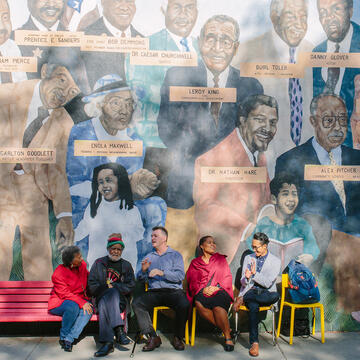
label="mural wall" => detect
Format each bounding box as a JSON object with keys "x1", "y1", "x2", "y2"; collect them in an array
[{"x1": 1, "y1": 0, "x2": 360, "y2": 331}]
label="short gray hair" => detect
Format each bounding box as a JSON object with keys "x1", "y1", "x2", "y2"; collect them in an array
[
  {"x1": 200, "y1": 14, "x2": 240, "y2": 41},
  {"x1": 270, "y1": 0, "x2": 308, "y2": 17},
  {"x1": 310, "y1": 93, "x2": 346, "y2": 117}
]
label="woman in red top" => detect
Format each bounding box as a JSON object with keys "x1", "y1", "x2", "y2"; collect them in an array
[
  {"x1": 48, "y1": 246, "x2": 93, "y2": 352},
  {"x1": 187, "y1": 236, "x2": 234, "y2": 351}
]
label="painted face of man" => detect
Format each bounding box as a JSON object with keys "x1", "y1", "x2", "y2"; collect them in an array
[
  {"x1": 310, "y1": 95, "x2": 347, "y2": 152},
  {"x1": 0, "y1": 0, "x2": 11, "y2": 45},
  {"x1": 100, "y1": 90, "x2": 134, "y2": 135},
  {"x1": 317, "y1": 0, "x2": 353, "y2": 43},
  {"x1": 40, "y1": 65, "x2": 80, "y2": 109},
  {"x1": 240, "y1": 104, "x2": 278, "y2": 153},
  {"x1": 102, "y1": 0, "x2": 136, "y2": 31},
  {"x1": 199, "y1": 19, "x2": 239, "y2": 75},
  {"x1": 272, "y1": 0, "x2": 308, "y2": 47},
  {"x1": 97, "y1": 168, "x2": 120, "y2": 202},
  {"x1": 164, "y1": 0, "x2": 198, "y2": 38},
  {"x1": 28, "y1": 0, "x2": 65, "y2": 28}
]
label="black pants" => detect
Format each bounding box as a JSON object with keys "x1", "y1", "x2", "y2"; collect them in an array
[
  {"x1": 132, "y1": 288, "x2": 190, "y2": 338},
  {"x1": 244, "y1": 288, "x2": 279, "y2": 345},
  {"x1": 98, "y1": 288, "x2": 126, "y2": 343}
]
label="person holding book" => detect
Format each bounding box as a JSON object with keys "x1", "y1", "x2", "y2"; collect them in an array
[
  {"x1": 186, "y1": 235, "x2": 234, "y2": 352},
  {"x1": 234, "y1": 232, "x2": 280, "y2": 357},
  {"x1": 246, "y1": 173, "x2": 320, "y2": 269}
]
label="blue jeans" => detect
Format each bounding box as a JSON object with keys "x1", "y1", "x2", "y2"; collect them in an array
[
  {"x1": 244, "y1": 288, "x2": 279, "y2": 345},
  {"x1": 50, "y1": 300, "x2": 92, "y2": 343}
]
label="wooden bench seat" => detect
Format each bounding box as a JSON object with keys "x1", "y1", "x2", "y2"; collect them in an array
[{"x1": 0, "y1": 281, "x2": 98, "y2": 322}]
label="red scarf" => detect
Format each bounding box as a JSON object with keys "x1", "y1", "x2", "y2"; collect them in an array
[{"x1": 186, "y1": 253, "x2": 233, "y2": 304}]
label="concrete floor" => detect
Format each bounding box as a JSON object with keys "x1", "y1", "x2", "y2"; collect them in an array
[{"x1": 0, "y1": 331, "x2": 359, "y2": 360}]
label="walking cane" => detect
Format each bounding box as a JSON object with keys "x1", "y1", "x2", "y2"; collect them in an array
[{"x1": 130, "y1": 331, "x2": 142, "y2": 358}]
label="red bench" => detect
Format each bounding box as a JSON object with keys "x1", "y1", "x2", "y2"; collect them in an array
[{"x1": 0, "y1": 281, "x2": 98, "y2": 322}]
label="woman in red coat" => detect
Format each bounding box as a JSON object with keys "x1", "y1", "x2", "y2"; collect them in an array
[
  {"x1": 48, "y1": 246, "x2": 93, "y2": 352},
  {"x1": 187, "y1": 236, "x2": 234, "y2": 351}
]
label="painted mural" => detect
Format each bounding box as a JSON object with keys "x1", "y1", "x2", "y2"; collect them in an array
[{"x1": 1, "y1": 0, "x2": 360, "y2": 331}]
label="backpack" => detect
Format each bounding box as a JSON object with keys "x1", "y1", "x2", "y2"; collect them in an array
[{"x1": 288, "y1": 260, "x2": 320, "y2": 304}]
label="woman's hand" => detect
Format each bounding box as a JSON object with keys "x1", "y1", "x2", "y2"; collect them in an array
[
  {"x1": 82, "y1": 302, "x2": 93, "y2": 315},
  {"x1": 203, "y1": 286, "x2": 219, "y2": 296}
]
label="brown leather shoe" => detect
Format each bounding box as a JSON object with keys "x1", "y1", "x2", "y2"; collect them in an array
[
  {"x1": 249, "y1": 342, "x2": 259, "y2": 357},
  {"x1": 172, "y1": 336, "x2": 185, "y2": 351},
  {"x1": 142, "y1": 336, "x2": 162, "y2": 352}
]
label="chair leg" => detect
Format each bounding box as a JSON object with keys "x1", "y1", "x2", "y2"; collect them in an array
[
  {"x1": 320, "y1": 305, "x2": 325, "y2": 343},
  {"x1": 289, "y1": 306, "x2": 295, "y2": 345},
  {"x1": 153, "y1": 308, "x2": 158, "y2": 332},
  {"x1": 272, "y1": 308, "x2": 276, "y2": 345},
  {"x1": 312, "y1": 308, "x2": 316, "y2": 335},
  {"x1": 185, "y1": 320, "x2": 189, "y2": 345},
  {"x1": 191, "y1": 307, "x2": 196, "y2": 346},
  {"x1": 276, "y1": 302, "x2": 285, "y2": 338}
]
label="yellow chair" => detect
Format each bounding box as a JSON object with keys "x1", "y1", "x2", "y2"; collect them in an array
[
  {"x1": 276, "y1": 273, "x2": 325, "y2": 345},
  {"x1": 145, "y1": 283, "x2": 191, "y2": 344},
  {"x1": 235, "y1": 304, "x2": 277, "y2": 345}
]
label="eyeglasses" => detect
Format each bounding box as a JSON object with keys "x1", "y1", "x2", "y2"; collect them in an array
[
  {"x1": 252, "y1": 244, "x2": 264, "y2": 251},
  {"x1": 320, "y1": 115, "x2": 347, "y2": 128},
  {"x1": 203, "y1": 35, "x2": 237, "y2": 50}
]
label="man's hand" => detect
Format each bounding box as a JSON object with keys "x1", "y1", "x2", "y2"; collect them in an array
[
  {"x1": 141, "y1": 258, "x2": 151, "y2": 273},
  {"x1": 82, "y1": 302, "x2": 93, "y2": 315},
  {"x1": 233, "y1": 296, "x2": 244, "y2": 311},
  {"x1": 203, "y1": 286, "x2": 219, "y2": 296},
  {"x1": 129, "y1": 169, "x2": 160, "y2": 200},
  {"x1": 55, "y1": 217, "x2": 74, "y2": 252},
  {"x1": 245, "y1": 268, "x2": 252, "y2": 279},
  {"x1": 149, "y1": 269, "x2": 164, "y2": 278},
  {"x1": 250, "y1": 258, "x2": 256, "y2": 275}
]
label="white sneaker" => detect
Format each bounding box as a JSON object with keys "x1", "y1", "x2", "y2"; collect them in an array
[{"x1": 351, "y1": 311, "x2": 360, "y2": 323}]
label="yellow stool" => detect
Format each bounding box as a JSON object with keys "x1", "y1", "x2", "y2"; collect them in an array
[{"x1": 276, "y1": 273, "x2": 325, "y2": 345}]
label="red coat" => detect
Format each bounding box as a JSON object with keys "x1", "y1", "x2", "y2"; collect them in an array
[
  {"x1": 48, "y1": 260, "x2": 89, "y2": 310},
  {"x1": 186, "y1": 253, "x2": 233, "y2": 304}
]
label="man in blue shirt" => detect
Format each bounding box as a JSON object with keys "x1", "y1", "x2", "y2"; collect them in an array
[{"x1": 132, "y1": 226, "x2": 189, "y2": 351}]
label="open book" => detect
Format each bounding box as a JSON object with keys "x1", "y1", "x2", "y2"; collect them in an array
[{"x1": 268, "y1": 237, "x2": 304, "y2": 272}]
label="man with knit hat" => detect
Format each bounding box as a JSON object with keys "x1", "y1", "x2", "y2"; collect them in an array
[{"x1": 88, "y1": 233, "x2": 136, "y2": 357}]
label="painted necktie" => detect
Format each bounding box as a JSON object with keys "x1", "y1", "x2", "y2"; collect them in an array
[
  {"x1": 180, "y1": 37, "x2": 190, "y2": 52},
  {"x1": 329, "y1": 151, "x2": 346, "y2": 210},
  {"x1": 288, "y1": 47, "x2": 303, "y2": 146},
  {"x1": 22, "y1": 106, "x2": 50, "y2": 148},
  {"x1": 210, "y1": 75, "x2": 220, "y2": 127},
  {"x1": 324, "y1": 43, "x2": 340, "y2": 94}
]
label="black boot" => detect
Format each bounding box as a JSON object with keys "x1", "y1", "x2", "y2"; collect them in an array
[
  {"x1": 115, "y1": 326, "x2": 130, "y2": 345},
  {"x1": 94, "y1": 342, "x2": 114, "y2": 357}
]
